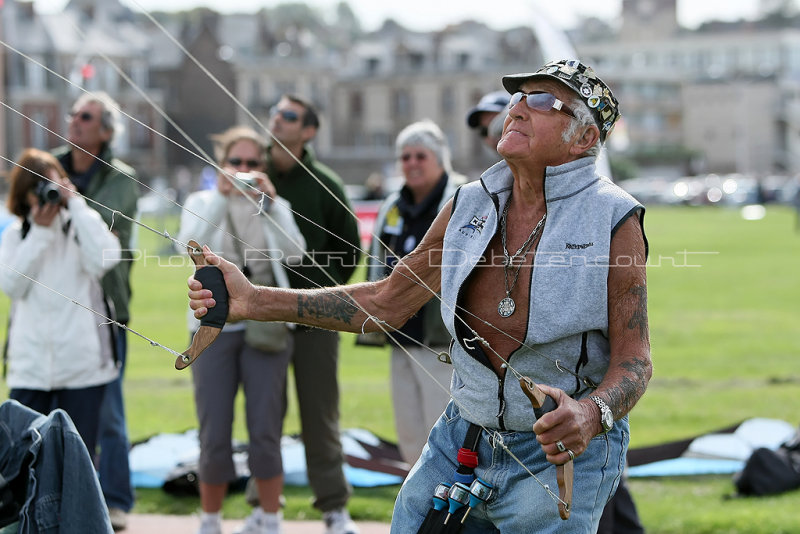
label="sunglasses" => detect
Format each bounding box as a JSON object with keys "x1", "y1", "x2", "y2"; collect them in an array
[
  {"x1": 226, "y1": 158, "x2": 263, "y2": 169},
  {"x1": 401, "y1": 152, "x2": 429, "y2": 162},
  {"x1": 509, "y1": 92, "x2": 575, "y2": 119},
  {"x1": 67, "y1": 111, "x2": 95, "y2": 122},
  {"x1": 269, "y1": 107, "x2": 300, "y2": 123},
  {"x1": 478, "y1": 126, "x2": 490, "y2": 138}
]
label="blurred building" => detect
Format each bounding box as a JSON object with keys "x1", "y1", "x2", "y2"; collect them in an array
[
  {"x1": 2, "y1": 0, "x2": 799, "y2": 189},
  {"x1": 327, "y1": 21, "x2": 550, "y2": 180},
  {"x1": 576, "y1": 0, "x2": 800, "y2": 176},
  {"x1": 1, "y1": 0, "x2": 576, "y2": 187},
  {"x1": 1, "y1": 0, "x2": 167, "y2": 180}
]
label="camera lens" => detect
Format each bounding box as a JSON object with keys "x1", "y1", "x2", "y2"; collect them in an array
[{"x1": 35, "y1": 181, "x2": 61, "y2": 205}]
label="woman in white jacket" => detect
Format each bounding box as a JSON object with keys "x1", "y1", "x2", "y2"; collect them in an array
[
  {"x1": 176, "y1": 126, "x2": 305, "y2": 534},
  {"x1": 0, "y1": 148, "x2": 121, "y2": 456}
]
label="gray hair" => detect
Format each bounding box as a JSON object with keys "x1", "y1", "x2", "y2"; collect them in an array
[
  {"x1": 562, "y1": 97, "x2": 601, "y2": 158},
  {"x1": 395, "y1": 119, "x2": 452, "y2": 173},
  {"x1": 72, "y1": 91, "x2": 124, "y2": 140}
]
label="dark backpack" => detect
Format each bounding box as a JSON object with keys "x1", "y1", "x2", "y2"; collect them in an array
[{"x1": 733, "y1": 427, "x2": 800, "y2": 496}]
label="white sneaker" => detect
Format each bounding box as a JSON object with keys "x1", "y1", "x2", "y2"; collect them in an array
[
  {"x1": 196, "y1": 514, "x2": 223, "y2": 534},
  {"x1": 323, "y1": 508, "x2": 359, "y2": 534},
  {"x1": 234, "y1": 508, "x2": 282, "y2": 534},
  {"x1": 108, "y1": 507, "x2": 128, "y2": 531}
]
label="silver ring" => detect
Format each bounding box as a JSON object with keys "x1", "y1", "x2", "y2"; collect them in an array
[
  {"x1": 556, "y1": 440, "x2": 566, "y2": 453},
  {"x1": 567, "y1": 449, "x2": 575, "y2": 461}
]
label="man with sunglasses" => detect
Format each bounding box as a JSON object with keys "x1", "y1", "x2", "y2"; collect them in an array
[
  {"x1": 466, "y1": 90, "x2": 510, "y2": 152},
  {"x1": 52, "y1": 91, "x2": 140, "y2": 531},
  {"x1": 189, "y1": 60, "x2": 651, "y2": 533},
  {"x1": 263, "y1": 94, "x2": 362, "y2": 534}
]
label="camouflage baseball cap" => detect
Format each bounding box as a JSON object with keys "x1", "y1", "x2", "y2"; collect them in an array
[{"x1": 502, "y1": 59, "x2": 620, "y2": 142}]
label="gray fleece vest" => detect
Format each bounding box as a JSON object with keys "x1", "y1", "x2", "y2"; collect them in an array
[{"x1": 441, "y1": 157, "x2": 646, "y2": 431}]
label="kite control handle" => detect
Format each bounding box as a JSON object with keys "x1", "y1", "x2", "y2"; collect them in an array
[
  {"x1": 176, "y1": 240, "x2": 229, "y2": 370},
  {"x1": 519, "y1": 377, "x2": 573, "y2": 520}
]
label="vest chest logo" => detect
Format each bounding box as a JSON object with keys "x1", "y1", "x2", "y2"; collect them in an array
[
  {"x1": 565, "y1": 242, "x2": 594, "y2": 250},
  {"x1": 459, "y1": 214, "x2": 488, "y2": 237}
]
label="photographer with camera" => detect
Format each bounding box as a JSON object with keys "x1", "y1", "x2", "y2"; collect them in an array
[
  {"x1": 176, "y1": 126, "x2": 305, "y2": 534},
  {"x1": 0, "y1": 148, "x2": 122, "y2": 458}
]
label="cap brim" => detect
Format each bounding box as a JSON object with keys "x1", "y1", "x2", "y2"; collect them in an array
[
  {"x1": 466, "y1": 109, "x2": 482, "y2": 128},
  {"x1": 502, "y1": 72, "x2": 566, "y2": 95},
  {"x1": 466, "y1": 105, "x2": 507, "y2": 128}
]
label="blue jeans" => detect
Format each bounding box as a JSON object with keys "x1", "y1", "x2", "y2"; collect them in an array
[
  {"x1": 391, "y1": 400, "x2": 628, "y2": 533},
  {"x1": 98, "y1": 328, "x2": 134, "y2": 512}
]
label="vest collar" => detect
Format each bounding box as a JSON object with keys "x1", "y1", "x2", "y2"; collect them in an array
[{"x1": 479, "y1": 157, "x2": 600, "y2": 208}]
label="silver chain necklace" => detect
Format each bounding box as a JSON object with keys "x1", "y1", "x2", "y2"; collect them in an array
[{"x1": 498, "y1": 198, "x2": 547, "y2": 317}]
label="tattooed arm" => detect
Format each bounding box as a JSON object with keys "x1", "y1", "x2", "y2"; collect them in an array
[
  {"x1": 189, "y1": 199, "x2": 451, "y2": 333},
  {"x1": 534, "y1": 213, "x2": 651, "y2": 464},
  {"x1": 289, "y1": 200, "x2": 449, "y2": 331},
  {"x1": 594, "y1": 213, "x2": 652, "y2": 427}
]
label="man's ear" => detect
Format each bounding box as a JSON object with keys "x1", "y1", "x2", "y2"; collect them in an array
[
  {"x1": 99, "y1": 126, "x2": 113, "y2": 145},
  {"x1": 300, "y1": 125, "x2": 317, "y2": 144},
  {"x1": 570, "y1": 125, "x2": 600, "y2": 156}
]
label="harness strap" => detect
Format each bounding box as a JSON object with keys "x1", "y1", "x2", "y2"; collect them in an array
[{"x1": 453, "y1": 423, "x2": 482, "y2": 483}]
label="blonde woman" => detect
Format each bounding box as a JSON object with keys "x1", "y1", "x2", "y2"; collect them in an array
[{"x1": 177, "y1": 126, "x2": 305, "y2": 534}]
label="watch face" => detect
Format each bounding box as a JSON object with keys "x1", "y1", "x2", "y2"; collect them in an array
[
  {"x1": 602, "y1": 410, "x2": 614, "y2": 430},
  {"x1": 592, "y1": 396, "x2": 613, "y2": 432}
]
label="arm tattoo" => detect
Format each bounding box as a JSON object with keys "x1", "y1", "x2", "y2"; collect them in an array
[
  {"x1": 297, "y1": 290, "x2": 359, "y2": 325},
  {"x1": 605, "y1": 356, "x2": 651, "y2": 415},
  {"x1": 626, "y1": 284, "x2": 649, "y2": 341}
]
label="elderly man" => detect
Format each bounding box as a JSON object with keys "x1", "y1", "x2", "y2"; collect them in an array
[
  {"x1": 53, "y1": 92, "x2": 140, "y2": 531},
  {"x1": 188, "y1": 59, "x2": 651, "y2": 533}
]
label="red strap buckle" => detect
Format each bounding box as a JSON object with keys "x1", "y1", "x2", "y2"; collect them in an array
[{"x1": 457, "y1": 448, "x2": 478, "y2": 469}]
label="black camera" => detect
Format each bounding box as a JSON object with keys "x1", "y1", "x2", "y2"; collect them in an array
[{"x1": 35, "y1": 181, "x2": 61, "y2": 205}]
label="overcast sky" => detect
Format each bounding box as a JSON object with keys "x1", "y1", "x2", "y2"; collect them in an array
[{"x1": 29, "y1": 0, "x2": 799, "y2": 31}]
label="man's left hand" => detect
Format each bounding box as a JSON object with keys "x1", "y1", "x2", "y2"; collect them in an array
[{"x1": 532, "y1": 384, "x2": 598, "y2": 465}]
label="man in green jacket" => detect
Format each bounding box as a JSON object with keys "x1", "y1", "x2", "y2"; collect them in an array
[
  {"x1": 265, "y1": 94, "x2": 362, "y2": 534},
  {"x1": 53, "y1": 91, "x2": 140, "y2": 531}
]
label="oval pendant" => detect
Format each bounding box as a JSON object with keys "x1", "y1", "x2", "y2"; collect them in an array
[{"x1": 498, "y1": 297, "x2": 516, "y2": 317}]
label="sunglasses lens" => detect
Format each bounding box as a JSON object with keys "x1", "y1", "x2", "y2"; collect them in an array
[
  {"x1": 479, "y1": 126, "x2": 490, "y2": 138},
  {"x1": 68, "y1": 111, "x2": 93, "y2": 122},
  {"x1": 271, "y1": 107, "x2": 300, "y2": 122},
  {"x1": 525, "y1": 93, "x2": 556, "y2": 112},
  {"x1": 228, "y1": 158, "x2": 262, "y2": 168},
  {"x1": 281, "y1": 110, "x2": 299, "y2": 122},
  {"x1": 509, "y1": 92, "x2": 523, "y2": 108}
]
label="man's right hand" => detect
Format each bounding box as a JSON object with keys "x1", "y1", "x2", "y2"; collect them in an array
[{"x1": 188, "y1": 245, "x2": 255, "y2": 322}]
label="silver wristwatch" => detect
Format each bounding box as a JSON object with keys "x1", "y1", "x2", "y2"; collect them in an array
[{"x1": 590, "y1": 396, "x2": 614, "y2": 434}]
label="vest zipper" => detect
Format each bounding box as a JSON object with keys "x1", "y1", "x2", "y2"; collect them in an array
[{"x1": 496, "y1": 374, "x2": 507, "y2": 430}]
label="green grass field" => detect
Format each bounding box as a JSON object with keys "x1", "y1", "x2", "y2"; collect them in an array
[{"x1": 1, "y1": 205, "x2": 799, "y2": 532}]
